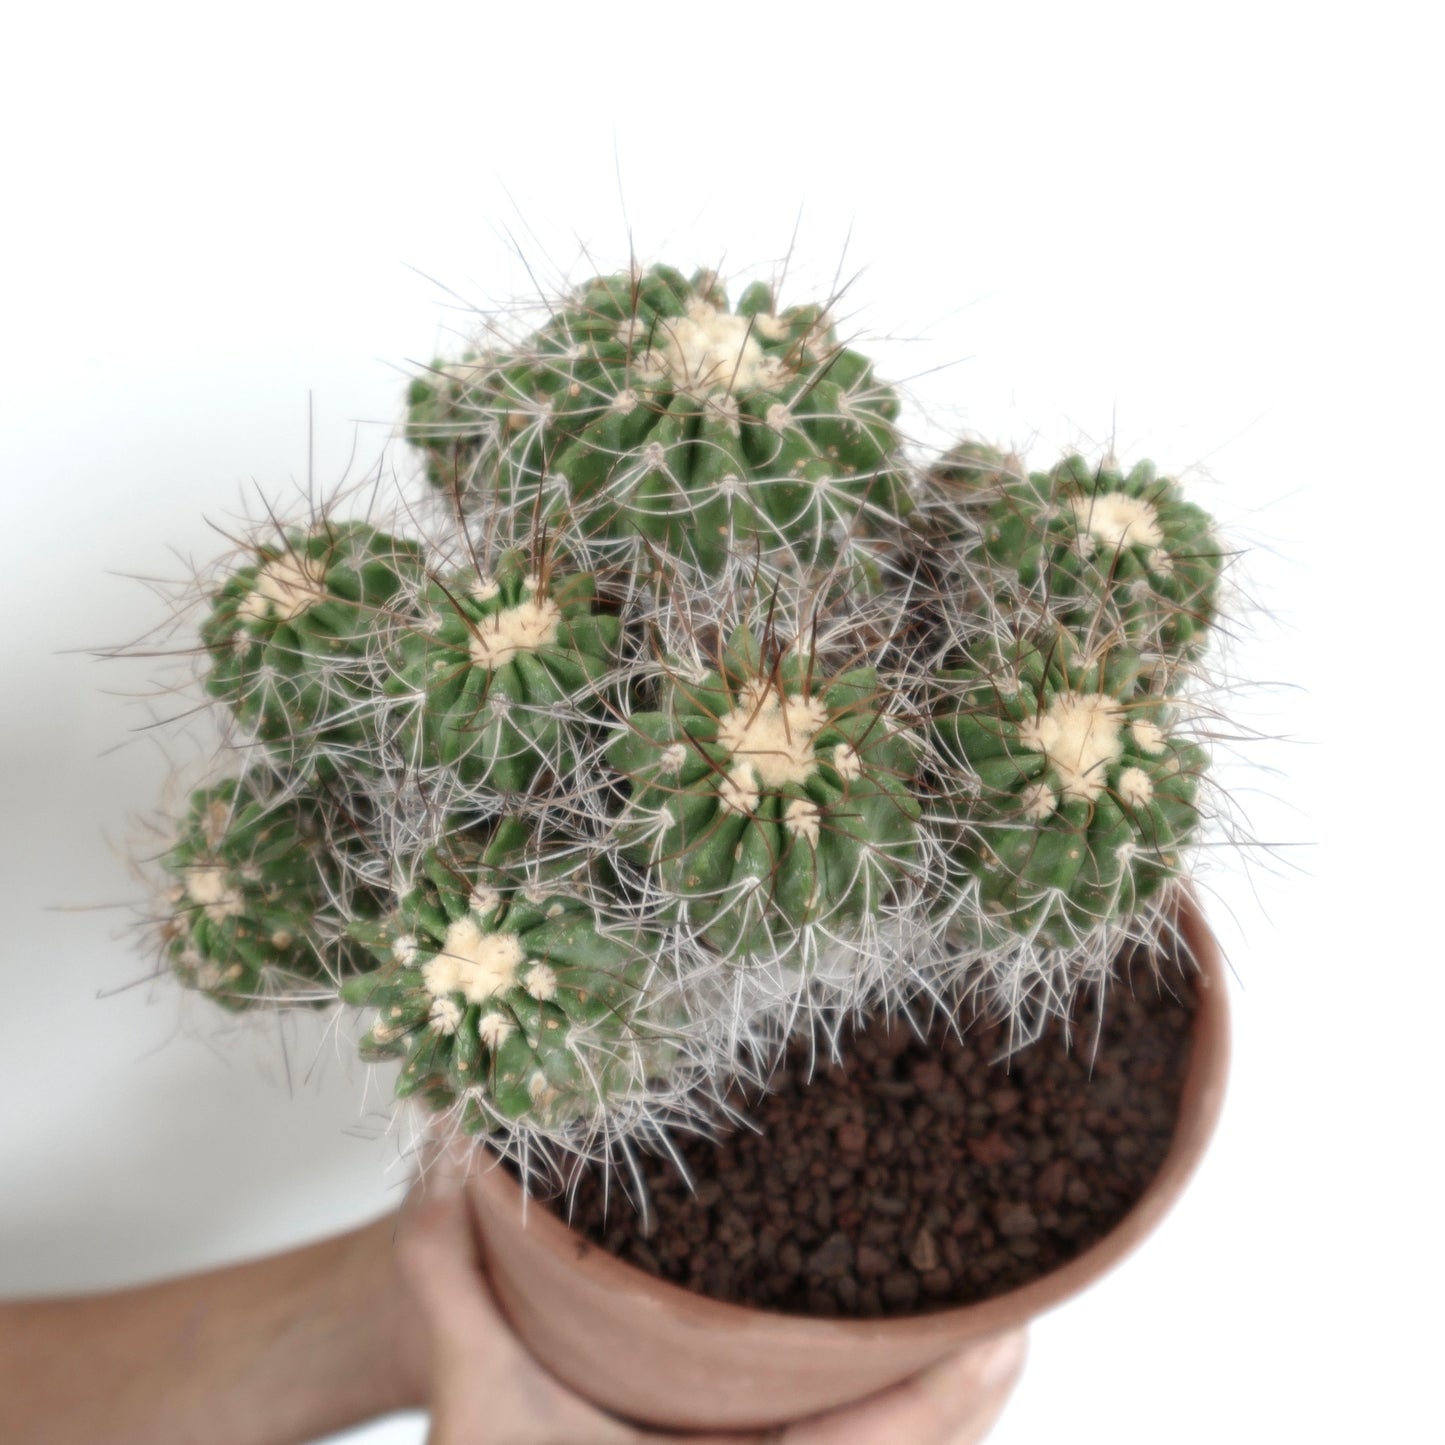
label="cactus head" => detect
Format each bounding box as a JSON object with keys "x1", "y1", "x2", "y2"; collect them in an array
[
  {"x1": 201, "y1": 522, "x2": 425, "y2": 778},
  {"x1": 342, "y1": 821, "x2": 676, "y2": 1132},
  {"x1": 157, "y1": 777, "x2": 372, "y2": 1009},
  {"x1": 608, "y1": 627, "x2": 921, "y2": 963},
  {"x1": 387, "y1": 549, "x2": 620, "y2": 797},
  {"x1": 930, "y1": 629, "x2": 1207, "y2": 949},
  {"x1": 406, "y1": 263, "x2": 908, "y2": 581},
  {"x1": 927, "y1": 440, "x2": 1026, "y2": 497},
  {"x1": 929, "y1": 451, "x2": 1224, "y2": 660}
]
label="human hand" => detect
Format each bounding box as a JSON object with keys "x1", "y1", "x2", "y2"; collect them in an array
[{"x1": 393, "y1": 1164, "x2": 1025, "y2": 1445}]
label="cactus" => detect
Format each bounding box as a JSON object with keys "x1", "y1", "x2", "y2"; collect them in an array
[
  {"x1": 130, "y1": 253, "x2": 1242, "y2": 1177},
  {"x1": 406, "y1": 263, "x2": 908, "y2": 578},
  {"x1": 201, "y1": 522, "x2": 425, "y2": 778},
  {"x1": 607, "y1": 627, "x2": 921, "y2": 961},
  {"x1": 387, "y1": 549, "x2": 620, "y2": 796},
  {"x1": 341, "y1": 821, "x2": 675, "y2": 1130},
  {"x1": 929, "y1": 451, "x2": 1223, "y2": 659},
  {"x1": 926, "y1": 439, "x2": 1026, "y2": 497},
  {"x1": 929, "y1": 628, "x2": 1207, "y2": 948},
  {"x1": 157, "y1": 777, "x2": 375, "y2": 1009}
]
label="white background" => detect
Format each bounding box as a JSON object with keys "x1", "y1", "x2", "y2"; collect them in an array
[{"x1": 2, "y1": 4, "x2": 1438, "y2": 1441}]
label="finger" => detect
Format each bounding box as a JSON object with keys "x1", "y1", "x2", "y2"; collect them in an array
[
  {"x1": 408, "y1": 1129, "x2": 485, "y2": 1203},
  {"x1": 397, "y1": 1166, "x2": 770, "y2": 1445},
  {"x1": 780, "y1": 1331, "x2": 1027, "y2": 1445},
  {"x1": 620, "y1": 1424, "x2": 766, "y2": 1444},
  {"x1": 912, "y1": 1331, "x2": 1028, "y2": 1445},
  {"x1": 392, "y1": 1184, "x2": 639, "y2": 1445},
  {"x1": 396, "y1": 1193, "x2": 477, "y2": 1278}
]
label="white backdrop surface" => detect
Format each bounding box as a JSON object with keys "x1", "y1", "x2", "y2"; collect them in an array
[{"x1": 2, "y1": 4, "x2": 1439, "y2": 1442}]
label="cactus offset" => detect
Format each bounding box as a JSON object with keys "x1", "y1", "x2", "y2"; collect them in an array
[
  {"x1": 342, "y1": 821, "x2": 675, "y2": 1130},
  {"x1": 930, "y1": 629, "x2": 1207, "y2": 948},
  {"x1": 608, "y1": 627, "x2": 920, "y2": 961},
  {"x1": 387, "y1": 550, "x2": 620, "y2": 796},
  {"x1": 157, "y1": 778, "x2": 375, "y2": 1009},
  {"x1": 407, "y1": 264, "x2": 908, "y2": 580},
  {"x1": 930, "y1": 452, "x2": 1223, "y2": 659},
  {"x1": 201, "y1": 522, "x2": 425, "y2": 778}
]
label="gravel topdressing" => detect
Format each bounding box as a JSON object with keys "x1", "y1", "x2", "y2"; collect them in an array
[{"x1": 544, "y1": 945, "x2": 1198, "y2": 1319}]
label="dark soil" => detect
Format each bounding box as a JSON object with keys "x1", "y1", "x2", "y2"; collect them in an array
[{"x1": 544, "y1": 943, "x2": 1197, "y2": 1319}]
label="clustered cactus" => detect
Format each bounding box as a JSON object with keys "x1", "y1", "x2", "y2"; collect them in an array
[{"x1": 142, "y1": 259, "x2": 1230, "y2": 1174}]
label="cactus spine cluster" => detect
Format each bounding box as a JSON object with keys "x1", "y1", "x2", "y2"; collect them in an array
[{"x1": 141, "y1": 255, "x2": 1234, "y2": 1171}]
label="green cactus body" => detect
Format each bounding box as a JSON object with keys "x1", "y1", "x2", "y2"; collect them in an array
[
  {"x1": 967, "y1": 454, "x2": 1222, "y2": 658},
  {"x1": 406, "y1": 264, "x2": 907, "y2": 575},
  {"x1": 160, "y1": 779, "x2": 368, "y2": 1009},
  {"x1": 201, "y1": 523, "x2": 425, "y2": 775},
  {"x1": 405, "y1": 348, "x2": 498, "y2": 498},
  {"x1": 928, "y1": 440, "x2": 1025, "y2": 497},
  {"x1": 931, "y1": 632, "x2": 1207, "y2": 947},
  {"x1": 607, "y1": 630, "x2": 921, "y2": 960},
  {"x1": 387, "y1": 552, "x2": 619, "y2": 794},
  {"x1": 342, "y1": 822, "x2": 671, "y2": 1128}
]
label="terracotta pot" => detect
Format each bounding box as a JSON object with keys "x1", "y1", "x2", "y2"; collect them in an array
[{"x1": 468, "y1": 894, "x2": 1229, "y2": 1435}]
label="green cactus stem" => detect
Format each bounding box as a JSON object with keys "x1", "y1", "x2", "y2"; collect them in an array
[
  {"x1": 342, "y1": 821, "x2": 673, "y2": 1129},
  {"x1": 927, "y1": 440, "x2": 1026, "y2": 496},
  {"x1": 158, "y1": 778, "x2": 371, "y2": 1010},
  {"x1": 937, "y1": 452, "x2": 1223, "y2": 659},
  {"x1": 387, "y1": 551, "x2": 619, "y2": 796},
  {"x1": 201, "y1": 522, "x2": 425, "y2": 775},
  {"x1": 607, "y1": 628, "x2": 921, "y2": 960},
  {"x1": 406, "y1": 264, "x2": 907, "y2": 575},
  {"x1": 931, "y1": 629, "x2": 1207, "y2": 948}
]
